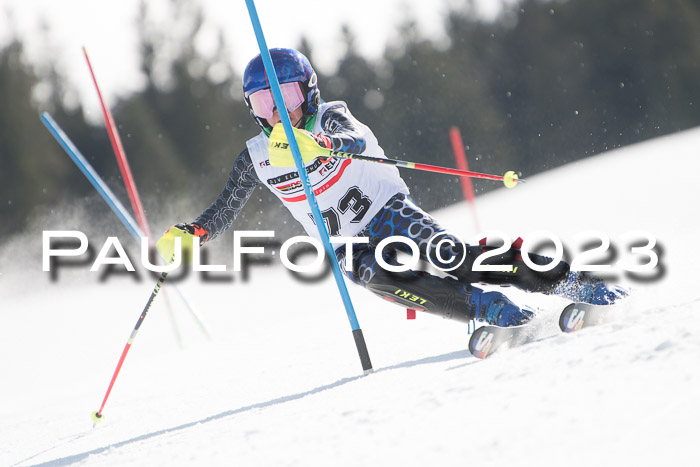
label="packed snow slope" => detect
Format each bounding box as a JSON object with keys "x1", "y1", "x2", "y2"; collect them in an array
[{"x1": 2, "y1": 128, "x2": 699, "y2": 466}]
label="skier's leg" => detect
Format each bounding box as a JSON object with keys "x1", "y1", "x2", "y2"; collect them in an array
[
  {"x1": 336, "y1": 239, "x2": 534, "y2": 326},
  {"x1": 351, "y1": 193, "x2": 626, "y2": 305},
  {"x1": 335, "y1": 194, "x2": 534, "y2": 326},
  {"x1": 448, "y1": 241, "x2": 627, "y2": 304},
  {"x1": 365, "y1": 267, "x2": 535, "y2": 327},
  {"x1": 449, "y1": 243, "x2": 571, "y2": 293},
  {"x1": 449, "y1": 239, "x2": 628, "y2": 304},
  {"x1": 355, "y1": 194, "x2": 570, "y2": 293}
]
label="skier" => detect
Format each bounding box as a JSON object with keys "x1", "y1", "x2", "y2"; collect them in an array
[{"x1": 157, "y1": 47, "x2": 626, "y2": 328}]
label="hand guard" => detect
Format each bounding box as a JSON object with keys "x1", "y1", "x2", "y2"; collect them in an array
[
  {"x1": 268, "y1": 124, "x2": 332, "y2": 167},
  {"x1": 156, "y1": 223, "x2": 209, "y2": 263}
]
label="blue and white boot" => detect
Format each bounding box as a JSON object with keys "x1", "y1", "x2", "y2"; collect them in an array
[
  {"x1": 469, "y1": 287, "x2": 535, "y2": 327},
  {"x1": 554, "y1": 272, "x2": 629, "y2": 305}
]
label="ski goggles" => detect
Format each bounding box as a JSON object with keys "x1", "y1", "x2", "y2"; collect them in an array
[{"x1": 248, "y1": 82, "x2": 305, "y2": 120}]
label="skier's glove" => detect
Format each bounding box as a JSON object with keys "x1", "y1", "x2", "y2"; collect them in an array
[
  {"x1": 156, "y1": 223, "x2": 209, "y2": 263},
  {"x1": 268, "y1": 124, "x2": 332, "y2": 167}
]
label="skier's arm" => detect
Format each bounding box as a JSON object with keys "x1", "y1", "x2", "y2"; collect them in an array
[
  {"x1": 318, "y1": 103, "x2": 367, "y2": 154},
  {"x1": 192, "y1": 148, "x2": 261, "y2": 243},
  {"x1": 268, "y1": 103, "x2": 373, "y2": 167},
  {"x1": 156, "y1": 149, "x2": 259, "y2": 261}
]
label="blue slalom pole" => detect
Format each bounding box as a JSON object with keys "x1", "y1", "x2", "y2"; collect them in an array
[
  {"x1": 40, "y1": 112, "x2": 144, "y2": 240},
  {"x1": 40, "y1": 112, "x2": 212, "y2": 342},
  {"x1": 245, "y1": 0, "x2": 373, "y2": 375}
]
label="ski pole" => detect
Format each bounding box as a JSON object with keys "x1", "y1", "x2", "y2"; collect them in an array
[
  {"x1": 91, "y1": 270, "x2": 169, "y2": 425},
  {"x1": 269, "y1": 126, "x2": 523, "y2": 188},
  {"x1": 326, "y1": 150, "x2": 521, "y2": 188},
  {"x1": 41, "y1": 113, "x2": 187, "y2": 423}
]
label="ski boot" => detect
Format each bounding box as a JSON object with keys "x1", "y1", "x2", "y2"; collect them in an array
[
  {"x1": 554, "y1": 272, "x2": 629, "y2": 305},
  {"x1": 470, "y1": 287, "x2": 535, "y2": 327}
]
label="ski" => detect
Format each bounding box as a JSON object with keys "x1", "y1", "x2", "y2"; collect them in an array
[
  {"x1": 558, "y1": 302, "x2": 613, "y2": 333},
  {"x1": 468, "y1": 302, "x2": 616, "y2": 359},
  {"x1": 468, "y1": 323, "x2": 535, "y2": 359}
]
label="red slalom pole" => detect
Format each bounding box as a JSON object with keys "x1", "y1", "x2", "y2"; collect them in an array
[
  {"x1": 83, "y1": 47, "x2": 186, "y2": 346},
  {"x1": 83, "y1": 47, "x2": 152, "y2": 240},
  {"x1": 449, "y1": 126, "x2": 481, "y2": 232},
  {"x1": 83, "y1": 47, "x2": 211, "y2": 343},
  {"x1": 449, "y1": 127, "x2": 477, "y2": 203}
]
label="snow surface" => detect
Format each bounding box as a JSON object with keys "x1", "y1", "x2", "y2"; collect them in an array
[{"x1": 2, "y1": 129, "x2": 700, "y2": 466}]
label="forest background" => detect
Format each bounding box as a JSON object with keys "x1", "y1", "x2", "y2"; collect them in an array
[{"x1": 1, "y1": 0, "x2": 698, "y2": 242}]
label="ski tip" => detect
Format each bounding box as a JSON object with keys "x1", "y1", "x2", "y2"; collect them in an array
[
  {"x1": 560, "y1": 301, "x2": 615, "y2": 332},
  {"x1": 468, "y1": 327, "x2": 495, "y2": 359},
  {"x1": 559, "y1": 303, "x2": 587, "y2": 333}
]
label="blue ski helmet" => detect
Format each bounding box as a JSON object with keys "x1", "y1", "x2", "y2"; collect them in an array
[{"x1": 243, "y1": 48, "x2": 320, "y2": 135}]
